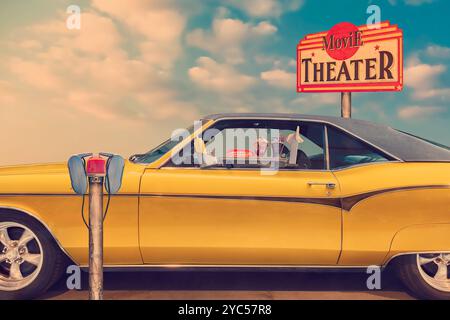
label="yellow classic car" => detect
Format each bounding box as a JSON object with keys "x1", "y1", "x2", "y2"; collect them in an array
[{"x1": 0, "y1": 113, "x2": 449, "y2": 300}]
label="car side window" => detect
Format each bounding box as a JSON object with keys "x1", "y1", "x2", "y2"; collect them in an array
[
  {"x1": 165, "y1": 120, "x2": 326, "y2": 170},
  {"x1": 327, "y1": 125, "x2": 391, "y2": 169}
]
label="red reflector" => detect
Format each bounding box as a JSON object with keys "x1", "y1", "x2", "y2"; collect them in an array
[
  {"x1": 226, "y1": 149, "x2": 255, "y2": 158},
  {"x1": 86, "y1": 157, "x2": 106, "y2": 176}
]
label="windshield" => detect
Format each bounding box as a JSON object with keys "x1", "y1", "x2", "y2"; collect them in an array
[
  {"x1": 131, "y1": 125, "x2": 196, "y2": 164},
  {"x1": 396, "y1": 129, "x2": 449, "y2": 151}
]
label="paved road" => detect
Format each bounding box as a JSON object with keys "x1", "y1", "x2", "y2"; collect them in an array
[{"x1": 42, "y1": 269, "x2": 414, "y2": 300}]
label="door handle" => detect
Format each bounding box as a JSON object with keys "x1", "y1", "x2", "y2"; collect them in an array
[{"x1": 307, "y1": 182, "x2": 336, "y2": 189}]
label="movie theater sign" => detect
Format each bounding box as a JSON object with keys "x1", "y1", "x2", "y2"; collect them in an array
[{"x1": 297, "y1": 21, "x2": 403, "y2": 92}]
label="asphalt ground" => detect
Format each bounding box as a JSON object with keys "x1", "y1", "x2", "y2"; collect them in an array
[{"x1": 42, "y1": 268, "x2": 415, "y2": 300}]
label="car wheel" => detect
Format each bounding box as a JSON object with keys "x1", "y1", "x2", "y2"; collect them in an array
[
  {"x1": 396, "y1": 253, "x2": 450, "y2": 300},
  {"x1": 0, "y1": 213, "x2": 66, "y2": 300}
]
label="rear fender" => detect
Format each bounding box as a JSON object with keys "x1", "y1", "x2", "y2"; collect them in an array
[{"x1": 384, "y1": 223, "x2": 450, "y2": 265}]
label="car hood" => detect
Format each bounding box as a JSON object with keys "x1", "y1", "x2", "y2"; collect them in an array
[
  {"x1": 0, "y1": 160, "x2": 143, "y2": 195},
  {"x1": 0, "y1": 159, "x2": 141, "y2": 178},
  {"x1": 0, "y1": 162, "x2": 68, "y2": 176}
]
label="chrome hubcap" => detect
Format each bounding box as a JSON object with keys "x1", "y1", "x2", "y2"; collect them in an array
[
  {"x1": 417, "y1": 253, "x2": 450, "y2": 292},
  {"x1": 0, "y1": 222, "x2": 43, "y2": 291}
]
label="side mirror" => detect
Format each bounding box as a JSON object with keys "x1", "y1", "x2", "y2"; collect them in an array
[{"x1": 193, "y1": 137, "x2": 218, "y2": 167}]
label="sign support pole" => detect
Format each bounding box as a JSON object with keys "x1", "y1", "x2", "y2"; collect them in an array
[
  {"x1": 88, "y1": 176, "x2": 104, "y2": 300},
  {"x1": 341, "y1": 92, "x2": 351, "y2": 118}
]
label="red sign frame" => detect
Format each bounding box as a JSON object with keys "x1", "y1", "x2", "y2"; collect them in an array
[{"x1": 297, "y1": 21, "x2": 403, "y2": 93}]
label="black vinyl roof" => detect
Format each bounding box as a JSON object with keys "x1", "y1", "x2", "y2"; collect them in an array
[{"x1": 203, "y1": 113, "x2": 450, "y2": 162}]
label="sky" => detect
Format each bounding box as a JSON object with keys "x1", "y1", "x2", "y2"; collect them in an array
[{"x1": 0, "y1": 0, "x2": 449, "y2": 165}]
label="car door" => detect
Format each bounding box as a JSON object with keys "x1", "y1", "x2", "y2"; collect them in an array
[{"x1": 138, "y1": 119, "x2": 342, "y2": 266}]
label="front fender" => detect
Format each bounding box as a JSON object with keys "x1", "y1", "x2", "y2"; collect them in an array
[
  {"x1": 0, "y1": 202, "x2": 75, "y2": 262},
  {"x1": 384, "y1": 223, "x2": 450, "y2": 265},
  {"x1": 0, "y1": 202, "x2": 48, "y2": 230}
]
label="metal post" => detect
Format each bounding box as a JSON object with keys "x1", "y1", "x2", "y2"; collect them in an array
[
  {"x1": 88, "y1": 176, "x2": 104, "y2": 300},
  {"x1": 341, "y1": 92, "x2": 352, "y2": 118}
]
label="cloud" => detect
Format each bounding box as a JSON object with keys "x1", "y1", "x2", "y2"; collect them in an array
[
  {"x1": 92, "y1": 0, "x2": 186, "y2": 69},
  {"x1": 9, "y1": 58, "x2": 62, "y2": 91},
  {"x1": 189, "y1": 56, "x2": 256, "y2": 92},
  {"x1": 389, "y1": 0, "x2": 434, "y2": 5},
  {"x1": 260, "y1": 69, "x2": 295, "y2": 89},
  {"x1": 67, "y1": 12, "x2": 122, "y2": 55},
  {"x1": 0, "y1": 1, "x2": 201, "y2": 166},
  {"x1": 252, "y1": 21, "x2": 278, "y2": 35},
  {"x1": 404, "y1": 63, "x2": 445, "y2": 89},
  {"x1": 290, "y1": 93, "x2": 339, "y2": 108},
  {"x1": 1, "y1": 2, "x2": 197, "y2": 123},
  {"x1": 412, "y1": 88, "x2": 450, "y2": 100},
  {"x1": 404, "y1": 0, "x2": 434, "y2": 5},
  {"x1": 0, "y1": 81, "x2": 17, "y2": 106},
  {"x1": 255, "y1": 55, "x2": 297, "y2": 70},
  {"x1": 288, "y1": 93, "x2": 341, "y2": 116},
  {"x1": 425, "y1": 45, "x2": 450, "y2": 59},
  {"x1": 225, "y1": 0, "x2": 304, "y2": 17},
  {"x1": 397, "y1": 105, "x2": 445, "y2": 119},
  {"x1": 186, "y1": 17, "x2": 276, "y2": 64},
  {"x1": 404, "y1": 61, "x2": 448, "y2": 100}
]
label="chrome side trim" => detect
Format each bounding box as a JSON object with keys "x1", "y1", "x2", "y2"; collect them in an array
[
  {"x1": 341, "y1": 184, "x2": 450, "y2": 211},
  {"x1": 0, "y1": 193, "x2": 136, "y2": 197},
  {"x1": 324, "y1": 125, "x2": 330, "y2": 170},
  {"x1": 1, "y1": 184, "x2": 446, "y2": 211},
  {"x1": 79, "y1": 264, "x2": 378, "y2": 271},
  {"x1": 159, "y1": 160, "x2": 402, "y2": 172},
  {"x1": 383, "y1": 251, "x2": 450, "y2": 266},
  {"x1": 0, "y1": 205, "x2": 76, "y2": 263},
  {"x1": 332, "y1": 160, "x2": 402, "y2": 172},
  {"x1": 159, "y1": 166, "x2": 330, "y2": 172},
  {"x1": 139, "y1": 193, "x2": 342, "y2": 209}
]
